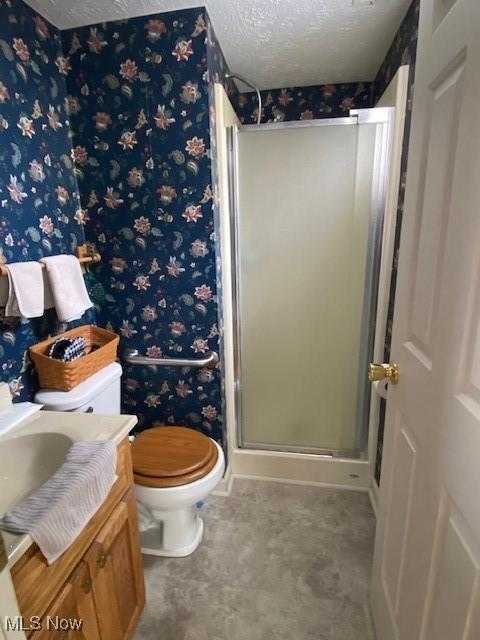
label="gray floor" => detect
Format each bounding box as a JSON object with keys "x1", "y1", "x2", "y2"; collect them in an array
[{"x1": 134, "y1": 479, "x2": 376, "y2": 640}]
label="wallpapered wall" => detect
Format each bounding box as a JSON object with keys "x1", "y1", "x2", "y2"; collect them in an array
[
  {"x1": 373, "y1": 0, "x2": 420, "y2": 485},
  {"x1": 61, "y1": 7, "x2": 227, "y2": 444},
  {"x1": 0, "y1": 0, "x2": 93, "y2": 401},
  {"x1": 235, "y1": 82, "x2": 373, "y2": 124}
]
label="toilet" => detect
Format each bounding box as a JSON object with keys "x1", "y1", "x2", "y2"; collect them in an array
[
  {"x1": 132, "y1": 426, "x2": 224, "y2": 557},
  {"x1": 34, "y1": 363, "x2": 225, "y2": 557}
]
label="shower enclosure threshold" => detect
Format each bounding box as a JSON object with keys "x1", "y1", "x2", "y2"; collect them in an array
[{"x1": 239, "y1": 442, "x2": 366, "y2": 460}]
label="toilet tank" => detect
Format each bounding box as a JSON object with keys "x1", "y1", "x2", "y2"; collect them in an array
[{"x1": 34, "y1": 363, "x2": 122, "y2": 414}]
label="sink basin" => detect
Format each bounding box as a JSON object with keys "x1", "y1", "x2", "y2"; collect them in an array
[
  {"x1": 0, "y1": 403, "x2": 136, "y2": 564},
  {"x1": 0, "y1": 433, "x2": 73, "y2": 516}
]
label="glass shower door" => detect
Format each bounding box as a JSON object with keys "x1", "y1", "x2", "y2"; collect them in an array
[{"x1": 232, "y1": 116, "x2": 389, "y2": 455}]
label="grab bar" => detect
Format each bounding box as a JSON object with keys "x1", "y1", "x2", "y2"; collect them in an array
[{"x1": 123, "y1": 349, "x2": 219, "y2": 369}]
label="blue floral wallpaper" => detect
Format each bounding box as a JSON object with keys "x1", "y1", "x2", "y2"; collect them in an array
[
  {"x1": 0, "y1": 0, "x2": 93, "y2": 401},
  {"x1": 234, "y1": 82, "x2": 373, "y2": 124},
  {"x1": 373, "y1": 0, "x2": 419, "y2": 485},
  {"x1": 62, "y1": 8, "x2": 226, "y2": 444}
]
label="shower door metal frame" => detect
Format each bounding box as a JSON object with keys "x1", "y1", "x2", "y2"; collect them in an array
[
  {"x1": 351, "y1": 108, "x2": 395, "y2": 453},
  {"x1": 227, "y1": 110, "x2": 393, "y2": 458},
  {"x1": 227, "y1": 124, "x2": 245, "y2": 455}
]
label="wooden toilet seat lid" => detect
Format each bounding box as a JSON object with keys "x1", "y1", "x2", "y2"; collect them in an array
[
  {"x1": 131, "y1": 426, "x2": 216, "y2": 481},
  {"x1": 133, "y1": 444, "x2": 218, "y2": 488}
]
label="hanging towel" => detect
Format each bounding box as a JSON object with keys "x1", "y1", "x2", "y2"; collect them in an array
[
  {"x1": 0, "y1": 440, "x2": 117, "y2": 565},
  {"x1": 42, "y1": 268, "x2": 55, "y2": 310},
  {"x1": 40, "y1": 255, "x2": 93, "y2": 322},
  {"x1": 0, "y1": 262, "x2": 44, "y2": 318}
]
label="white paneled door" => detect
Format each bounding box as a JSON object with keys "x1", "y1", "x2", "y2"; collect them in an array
[{"x1": 370, "y1": 1, "x2": 480, "y2": 639}]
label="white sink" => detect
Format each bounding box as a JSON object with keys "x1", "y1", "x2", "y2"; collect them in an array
[
  {"x1": 0, "y1": 390, "x2": 137, "y2": 565},
  {"x1": 0, "y1": 433, "x2": 73, "y2": 516}
]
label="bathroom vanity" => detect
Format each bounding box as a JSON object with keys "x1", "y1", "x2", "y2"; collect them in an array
[{"x1": 0, "y1": 391, "x2": 145, "y2": 640}]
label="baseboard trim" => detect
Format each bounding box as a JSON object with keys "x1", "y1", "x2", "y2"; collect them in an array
[
  {"x1": 212, "y1": 463, "x2": 234, "y2": 497},
  {"x1": 368, "y1": 480, "x2": 379, "y2": 518}
]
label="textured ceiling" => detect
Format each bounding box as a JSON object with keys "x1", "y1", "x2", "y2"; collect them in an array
[{"x1": 24, "y1": 0, "x2": 411, "y2": 89}]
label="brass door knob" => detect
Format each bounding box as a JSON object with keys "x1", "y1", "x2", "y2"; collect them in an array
[{"x1": 368, "y1": 362, "x2": 399, "y2": 384}]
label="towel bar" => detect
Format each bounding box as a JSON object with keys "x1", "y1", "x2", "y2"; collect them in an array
[
  {"x1": 0, "y1": 251, "x2": 101, "y2": 277},
  {"x1": 124, "y1": 349, "x2": 219, "y2": 369}
]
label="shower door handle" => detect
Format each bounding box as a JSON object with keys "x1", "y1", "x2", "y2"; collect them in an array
[{"x1": 368, "y1": 362, "x2": 399, "y2": 385}]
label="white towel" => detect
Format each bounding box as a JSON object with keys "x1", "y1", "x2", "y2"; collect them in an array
[
  {"x1": 0, "y1": 265, "x2": 56, "y2": 318},
  {"x1": 0, "y1": 262, "x2": 45, "y2": 318},
  {"x1": 40, "y1": 255, "x2": 93, "y2": 322},
  {"x1": 0, "y1": 440, "x2": 117, "y2": 565}
]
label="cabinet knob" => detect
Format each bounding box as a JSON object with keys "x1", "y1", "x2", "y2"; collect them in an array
[
  {"x1": 97, "y1": 552, "x2": 108, "y2": 568},
  {"x1": 82, "y1": 576, "x2": 92, "y2": 594}
]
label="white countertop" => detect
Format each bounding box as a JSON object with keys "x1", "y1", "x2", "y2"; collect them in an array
[{"x1": 0, "y1": 408, "x2": 137, "y2": 566}]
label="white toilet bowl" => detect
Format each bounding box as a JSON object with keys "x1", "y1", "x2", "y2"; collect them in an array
[{"x1": 134, "y1": 440, "x2": 225, "y2": 557}]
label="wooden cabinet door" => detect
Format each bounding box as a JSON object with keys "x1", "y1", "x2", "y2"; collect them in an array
[
  {"x1": 29, "y1": 561, "x2": 100, "y2": 640},
  {"x1": 86, "y1": 490, "x2": 145, "y2": 640}
]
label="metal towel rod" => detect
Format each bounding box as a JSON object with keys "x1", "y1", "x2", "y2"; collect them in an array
[{"x1": 123, "y1": 349, "x2": 219, "y2": 369}]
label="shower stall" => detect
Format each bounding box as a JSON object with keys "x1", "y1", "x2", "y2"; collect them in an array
[{"x1": 227, "y1": 109, "x2": 393, "y2": 459}]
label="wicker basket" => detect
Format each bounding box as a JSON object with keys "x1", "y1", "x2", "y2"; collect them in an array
[{"x1": 29, "y1": 325, "x2": 119, "y2": 391}]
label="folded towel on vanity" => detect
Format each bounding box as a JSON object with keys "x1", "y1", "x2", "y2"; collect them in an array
[
  {"x1": 0, "y1": 262, "x2": 44, "y2": 318},
  {"x1": 40, "y1": 255, "x2": 93, "y2": 322},
  {"x1": 0, "y1": 440, "x2": 117, "y2": 564}
]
